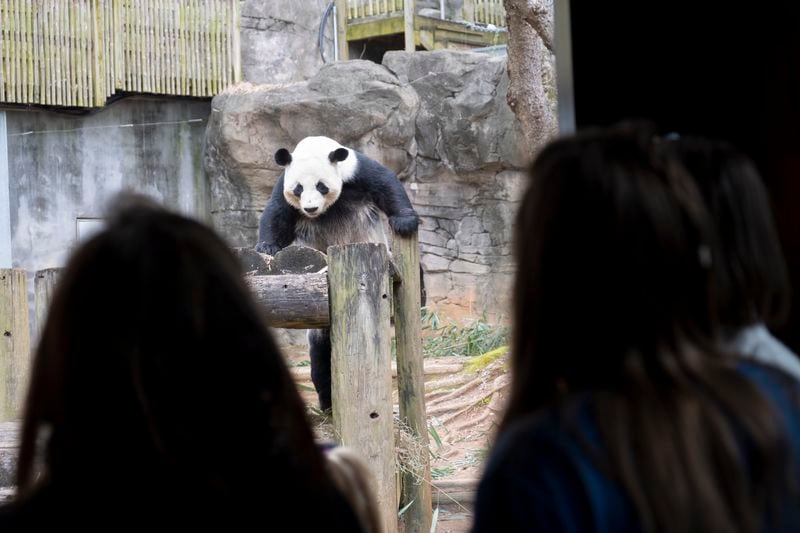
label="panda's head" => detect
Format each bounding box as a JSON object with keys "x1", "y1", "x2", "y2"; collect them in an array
[{"x1": 275, "y1": 136, "x2": 357, "y2": 219}]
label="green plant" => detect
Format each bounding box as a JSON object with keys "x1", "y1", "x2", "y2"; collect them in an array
[{"x1": 420, "y1": 308, "x2": 509, "y2": 358}]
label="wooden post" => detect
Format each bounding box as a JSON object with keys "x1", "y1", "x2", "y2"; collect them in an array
[
  {"x1": 404, "y1": 0, "x2": 415, "y2": 51},
  {"x1": 335, "y1": 0, "x2": 349, "y2": 60},
  {"x1": 33, "y1": 268, "x2": 61, "y2": 344},
  {"x1": 393, "y1": 232, "x2": 432, "y2": 533},
  {"x1": 329, "y1": 243, "x2": 396, "y2": 533},
  {"x1": 0, "y1": 269, "x2": 31, "y2": 421}
]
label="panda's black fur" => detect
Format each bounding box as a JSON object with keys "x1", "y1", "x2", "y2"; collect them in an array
[{"x1": 255, "y1": 138, "x2": 423, "y2": 412}]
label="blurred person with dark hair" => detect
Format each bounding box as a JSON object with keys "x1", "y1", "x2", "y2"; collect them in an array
[
  {"x1": 472, "y1": 125, "x2": 800, "y2": 533},
  {"x1": 668, "y1": 136, "x2": 800, "y2": 379},
  {"x1": 0, "y1": 194, "x2": 363, "y2": 531}
]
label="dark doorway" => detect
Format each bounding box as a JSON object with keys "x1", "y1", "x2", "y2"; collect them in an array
[{"x1": 561, "y1": 0, "x2": 800, "y2": 350}]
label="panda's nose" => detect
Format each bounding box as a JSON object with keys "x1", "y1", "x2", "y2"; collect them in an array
[{"x1": 304, "y1": 206, "x2": 318, "y2": 214}]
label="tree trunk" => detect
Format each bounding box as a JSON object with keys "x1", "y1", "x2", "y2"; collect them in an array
[{"x1": 502, "y1": 0, "x2": 558, "y2": 150}]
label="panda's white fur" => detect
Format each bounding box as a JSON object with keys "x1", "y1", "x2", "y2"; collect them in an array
[
  {"x1": 279, "y1": 136, "x2": 389, "y2": 251},
  {"x1": 281, "y1": 136, "x2": 358, "y2": 218}
]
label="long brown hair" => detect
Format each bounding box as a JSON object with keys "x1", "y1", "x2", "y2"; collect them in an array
[
  {"x1": 15, "y1": 194, "x2": 348, "y2": 524},
  {"x1": 503, "y1": 124, "x2": 791, "y2": 533},
  {"x1": 668, "y1": 136, "x2": 790, "y2": 330}
]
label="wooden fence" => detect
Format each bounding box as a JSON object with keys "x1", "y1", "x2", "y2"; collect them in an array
[
  {"x1": 0, "y1": 0, "x2": 241, "y2": 107},
  {"x1": 0, "y1": 241, "x2": 432, "y2": 532},
  {"x1": 346, "y1": 0, "x2": 403, "y2": 21}
]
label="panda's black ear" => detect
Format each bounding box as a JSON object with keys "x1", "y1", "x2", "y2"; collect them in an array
[
  {"x1": 275, "y1": 148, "x2": 292, "y2": 166},
  {"x1": 329, "y1": 148, "x2": 349, "y2": 163}
]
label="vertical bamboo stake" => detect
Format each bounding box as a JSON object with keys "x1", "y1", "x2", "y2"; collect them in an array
[
  {"x1": 0, "y1": 269, "x2": 31, "y2": 422},
  {"x1": 329, "y1": 243, "x2": 397, "y2": 533},
  {"x1": 404, "y1": 0, "x2": 414, "y2": 52},
  {"x1": 335, "y1": 0, "x2": 347, "y2": 60},
  {"x1": 65, "y1": 0, "x2": 72, "y2": 105},
  {"x1": 0, "y1": 0, "x2": 6, "y2": 103},
  {"x1": 1, "y1": 0, "x2": 6, "y2": 103},
  {"x1": 179, "y1": 0, "x2": 186, "y2": 95},
  {"x1": 23, "y1": 0, "x2": 30, "y2": 102},
  {"x1": 393, "y1": 232, "x2": 433, "y2": 533},
  {"x1": 32, "y1": 0, "x2": 39, "y2": 103},
  {"x1": 11, "y1": 0, "x2": 18, "y2": 102},
  {"x1": 231, "y1": 0, "x2": 239, "y2": 82},
  {"x1": 92, "y1": 0, "x2": 103, "y2": 106},
  {"x1": 222, "y1": 0, "x2": 229, "y2": 88},
  {"x1": 44, "y1": 0, "x2": 52, "y2": 104}
]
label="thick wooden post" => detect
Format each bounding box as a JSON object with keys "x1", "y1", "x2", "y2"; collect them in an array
[
  {"x1": 404, "y1": 0, "x2": 415, "y2": 51},
  {"x1": 335, "y1": 0, "x2": 349, "y2": 60},
  {"x1": 329, "y1": 243, "x2": 396, "y2": 533},
  {"x1": 33, "y1": 268, "x2": 62, "y2": 343},
  {"x1": 0, "y1": 270, "x2": 31, "y2": 421},
  {"x1": 393, "y1": 232, "x2": 432, "y2": 533}
]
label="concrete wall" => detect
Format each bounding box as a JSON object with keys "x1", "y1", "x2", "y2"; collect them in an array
[{"x1": 5, "y1": 97, "x2": 211, "y2": 275}]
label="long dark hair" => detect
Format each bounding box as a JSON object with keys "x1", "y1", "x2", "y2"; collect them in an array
[
  {"x1": 15, "y1": 195, "x2": 341, "y2": 522},
  {"x1": 668, "y1": 136, "x2": 790, "y2": 330},
  {"x1": 504, "y1": 124, "x2": 790, "y2": 533}
]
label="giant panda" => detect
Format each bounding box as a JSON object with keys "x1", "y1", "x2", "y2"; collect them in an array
[{"x1": 255, "y1": 135, "x2": 422, "y2": 411}]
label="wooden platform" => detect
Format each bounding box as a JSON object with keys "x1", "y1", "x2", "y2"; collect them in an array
[{"x1": 347, "y1": 14, "x2": 507, "y2": 51}]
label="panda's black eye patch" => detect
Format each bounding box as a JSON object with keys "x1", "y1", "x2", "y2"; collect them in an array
[
  {"x1": 292, "y1": 184, "x2": 303, "y2": 197},
  {"x1": 316, "y1": 182, "x2": 330, "y2": 195}
]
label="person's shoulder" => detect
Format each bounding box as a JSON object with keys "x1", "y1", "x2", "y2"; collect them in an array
[{"x1": 474, "y1": 403, "x2": 618, "y2": 533}]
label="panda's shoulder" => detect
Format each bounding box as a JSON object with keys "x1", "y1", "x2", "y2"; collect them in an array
[{"x1": 347, "y1": 152, "x2": 394, "y2": 183}]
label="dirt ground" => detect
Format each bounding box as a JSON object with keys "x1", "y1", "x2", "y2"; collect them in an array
[{"x1": 284, "y1": 343, "x2": 510, "y2": 532}]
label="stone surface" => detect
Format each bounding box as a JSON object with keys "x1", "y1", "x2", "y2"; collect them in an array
[
  {"x1": 241, "y1": 1, "x2": 335, "y2": 85},
  {"x1": 205, "y1": 50, "x2": 551, "y2": 317}
]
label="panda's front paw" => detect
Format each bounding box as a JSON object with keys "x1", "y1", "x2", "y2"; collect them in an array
[
  {"x1": 255, "y1": 241, "x2": 280, "y2": 256},
  {"x1": 389, "y1": 212, "x2": 419, "y2": 235}
]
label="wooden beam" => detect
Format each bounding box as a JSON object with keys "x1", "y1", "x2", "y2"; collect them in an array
[
  {"x1": 392, "y1": 232, "x2": 432, "y2": 533},
  {"x1": 404, "y1": 0, "x2": 415, "y2": 51},
  {"x1": 329, "y1": 243, "x2": 396, "y2": 533},
  {"x1": 346, "y1": 15, "x2": 403, "y2": 41},
  {"x1": 246, "y1": 272, "x2": 329, "y2": 329}
]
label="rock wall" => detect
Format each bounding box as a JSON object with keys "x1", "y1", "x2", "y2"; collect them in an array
[
  {"x1": 205, "y1": 50, "x2": 549, "y2": 317},
  {"x1": 241, "y1": 0, "x2": 335, "y2": 85}
]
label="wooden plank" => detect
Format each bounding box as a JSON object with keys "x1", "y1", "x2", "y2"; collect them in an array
[
  {"x1": 346, "y1": 16, "x2": 403, "y2": 41},
  {"x1": 33, "y1": 268, "x2": 61, "y2": 345},
  {"x1": 392, "y1": 232, "x2": 432, "y2": 533},
  {"x1": 32, "y1": 0, "x2": 39, "y2": 103},
  {"x1": 404, "y1": 0, "x2": 414, "y2": 52},
  {"x1": 329, "y1": 243, "x2": 396, "y2": 533},
  {"x1": 0, "y1": 269, "x2": 31, "y2": 422}
]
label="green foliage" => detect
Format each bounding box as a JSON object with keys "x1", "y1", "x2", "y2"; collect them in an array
[{"x1": 421, "y1": 308, "x2": 509, "y2": 358}]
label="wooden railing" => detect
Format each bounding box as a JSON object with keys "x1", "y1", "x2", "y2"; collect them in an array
[
  {"x1": 474, "y1": 0, "x2": 506, "y2": 27},
  {"x1": 0, "y1": 0, "x2": 241, "y2": 108},
  {"x1": 346, "y1": 0, "x2": 506, "y2": 27},
  {"x1": 346, "y1": 0, "x2": 403, "y2": 21}
]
